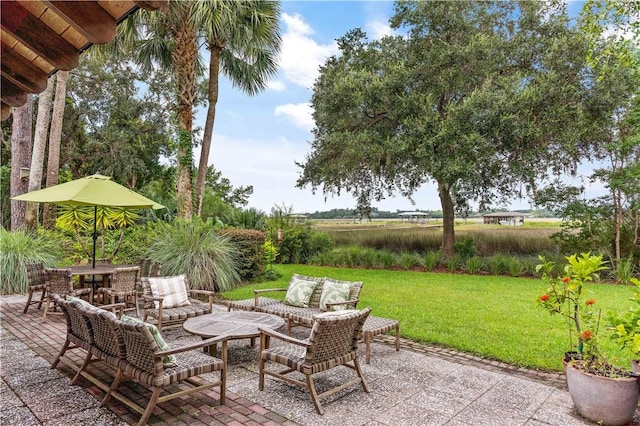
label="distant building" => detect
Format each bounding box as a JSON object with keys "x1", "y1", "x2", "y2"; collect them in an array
[
  {"x1": 398, "y1": 211, "x2": 429, "y2": 223},
  {"x1": 482, "y1": 211, "x2": 527, "y2": 226}
]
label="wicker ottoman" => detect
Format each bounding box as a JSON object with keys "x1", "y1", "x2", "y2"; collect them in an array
[{"x1": 362, "y1": 315, "x2": 400, "y2": 364}]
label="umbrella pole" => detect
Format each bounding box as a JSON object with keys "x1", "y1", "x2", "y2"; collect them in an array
[{"x1": 92, "y1": 206, "x2": 97, "y2": 302}]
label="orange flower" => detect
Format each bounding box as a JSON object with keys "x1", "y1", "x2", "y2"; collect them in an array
[
  {"x1": 585, "y1": 299, "x2": 596, "y2": 306},
  {"x1": 540, "y1": 294, "x2": 549, "y2": 302},
  {"x1": 562, "y1": 277, "x2": 570, "y2": 283},
  {"x1": 581, "y1": 330, "x2": 593, "y2": 340}
]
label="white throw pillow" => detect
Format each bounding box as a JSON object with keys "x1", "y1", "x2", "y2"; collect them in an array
[
  {"x1": 314, "y1": 309, "x2": 359, "y2": 319},
  {"x1": 147, "y1": 275, "x2": 191, "y2": 309},
  {"x1": 283, "y1": 276, "x2": 318, "y2": 307},
  {"x1": 319, "y1": 279, "x2": 352, "y2": 311}
]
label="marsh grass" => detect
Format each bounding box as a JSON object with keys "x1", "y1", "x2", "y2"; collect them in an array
[
  {"x1": 222, "y1": 264, "x2": 635, "y2": 372},
  {"x1": 323, "y1": 225, "x2": 558, "y2": 256}
]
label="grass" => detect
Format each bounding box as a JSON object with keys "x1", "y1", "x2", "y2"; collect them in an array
[{"x1": 221, "y1": 264, "x2": 635, "y2": 372}]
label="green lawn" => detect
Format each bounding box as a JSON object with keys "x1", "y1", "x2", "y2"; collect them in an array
[{"x1": 220, "y1": 264, "x2": 635, "y2": 372}]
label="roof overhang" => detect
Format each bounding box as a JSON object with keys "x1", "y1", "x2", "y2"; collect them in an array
[{"x1": 1, "y1": 0, "x2": 165, "y2": 121}]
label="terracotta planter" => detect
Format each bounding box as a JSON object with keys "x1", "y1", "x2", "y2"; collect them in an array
[{"x1": 563, "y1": 359, "x2": 639, "y2": 426}]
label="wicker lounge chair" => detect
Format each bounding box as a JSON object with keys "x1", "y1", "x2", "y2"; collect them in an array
[
  {"x1": 105, "y1": 316, "x2": 227, "y2": 426},
  {"x1": 141, "y1": 276, "x2": 214, "y2": 331},
  {"x1": 259, "y1": 308, "x2": 371, "y2": 414},
  {"x1": 23, "y1": 262, "x2": 47, "y2": 314},
  {"x1": 98, "y1": 266, "x2": 140, "y2": 317},
  {"x1": 42, "y1": 268, "x2": 92, "y2": 321}
]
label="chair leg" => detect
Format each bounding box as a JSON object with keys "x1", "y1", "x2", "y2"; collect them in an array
[
  {"x1": 51, "y1": 338, "x2": 70, "y2": 368},
  {"x1": 101, "y1": 369, "x2": 124, "y2": 407},
  {"x1": 258, "y1": 336, "x2": 266, "y2": 391},
  {"x1": 71, "y1": 351, "x2": 93, "y2": 385},
  {"x1": 353, "y1": 357, "x2": 370, "y2": 393},
  {"x1": 42, "y1": 296, "x2": 51, "y2": 321},
  {"x1": 137, "y1": 387, "x2": 162, "y2": 426},
  {"x1": 37, "y1": 287, "x2": 45, "y2": 310},
  {"x1": 133, "y1": 293, "x2": 139, "y2": 318},
  {"x1": 23, "y1": 289, "x2": 34, "y2": 314},
  {"x1": 305, "y1": 374, "x2": 324, "y2": 415}
]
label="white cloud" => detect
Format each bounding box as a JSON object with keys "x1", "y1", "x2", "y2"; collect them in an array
[
  {"x1": 275, "y1": 103, "x2": 314, "y2": 131},
  {"x1": 366, "y1": 19, "x2": 393, "y2": 39},
  {"x1": 267, "y1": 80, "x2": 286, "y2": 92},
  {"x1": 278, "y1": 13, "x2": 339, "y2": 88}
]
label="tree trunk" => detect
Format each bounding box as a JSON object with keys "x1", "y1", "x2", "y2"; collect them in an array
[
  {"x1": 10, "y1": 98, "x2": 33, "y2": 231},
  {"x1": 195, "y1": 43, "x2": 222, "y2": 216},
  {"x1": 438, "y1": 181, "x2": 455, "y2": 258},
  {"x1": 43, "y1": 71, "x2": 69, "y2": 230},
  {"x1": 25, "y1": 76, "x2": 55, "y2": 230},
  {"x1": 172, "y1": 19, "x2": 197, "y2": 219}
]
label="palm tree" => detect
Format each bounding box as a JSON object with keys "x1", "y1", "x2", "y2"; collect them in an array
[
  {"x1": 113, "y1": 1, "x2": 201, "y2": 218},
  {"x1": 194, "y1": 0, "x2": 281, "y2": 215},
  {"x1": 111, "y1": 0, "x2": 281, "y2": 219}
]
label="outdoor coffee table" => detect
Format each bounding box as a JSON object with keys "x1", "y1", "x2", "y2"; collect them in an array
[{"x1": 183, "y1": 311, "x2": 285, "y2": 356}]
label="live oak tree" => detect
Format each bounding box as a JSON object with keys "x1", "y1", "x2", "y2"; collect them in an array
[{"x1": 298, "y1": 0, "x2": 594, "y2": 257}]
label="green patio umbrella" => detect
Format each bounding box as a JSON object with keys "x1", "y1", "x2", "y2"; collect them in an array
[{"x1": 12, "y1": 174, "x2": 164, "y2": 269}]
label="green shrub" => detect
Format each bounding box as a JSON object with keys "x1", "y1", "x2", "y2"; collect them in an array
[
  {"x1": 308, "y1": 232, "x2": 334, "y2": 257},
  {"x1": 486, "y1": 254, "x2": 509, "y2": 275},
  {"x1": 504, "y1": 257, "x2": 523, "y2": 277},
  {"x1": 396, "y1": 252, "x2": 424, "y2": 270},
  {"x1": 379, "y1": 250, "x2": 396, "y2": 269},
  {"x1": 218, "y1": 228, "x2": 266, "y2": 281},
  {"x1": 424, "y1": 250, "x2": 441, "y2": 271},
  {"x1": 147, "y1": 219, "x2": 240, "y2": 291},
  {"x1": 455, "y1": 236, "x2": 477, "y2": 260},
  {"x1": 444, "y1": 254, "x2": 462, "y2": 272},
  {"x1": 362, "y1": 248, "x2": 380, "y2": 268},
  {"x1": 465, "y1": 256, "x2": 484, "y2": 274},
  {"x1": 0, "y1": 229, "x2": 61, "y2": 294}
]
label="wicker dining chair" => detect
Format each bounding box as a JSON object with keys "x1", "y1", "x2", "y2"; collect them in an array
[
  {"x1": 42, "y1": 268, "x2": 93, "y2": 321},
  {"x1": 23, "y1": 262, "x2": 47, "y2": 314},
  {"x1": 258, "y1": 307, "x2": 372, "y2": 414},
  {"x1": 97, "y1": 266, "x2": 140, "y2": 317}
]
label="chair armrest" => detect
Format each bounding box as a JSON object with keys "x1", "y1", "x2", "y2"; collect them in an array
[
  {"x1": 254, "y1": 288, "x2": 287, "y2": 295},
  {"x1": 188, "y1": 289, "x2": 214, "y2": 310},
  {"x1": 324, "y1": 299, "x2": 359, "y2": 310},
  {"x1": 156, "y1": 335, "x2": 229, "y2": 357},
  {"x1": 72, "y1": 288, "x2": 92, "y2": 296},
  {"x1": 142, "y1": 294, "x2": 164, "y2": 302},
  {"x1": 99, "y1": 302, "x2": 126, "y2": 317},
  {"x1": 253, "y1": 288, "x2": 286, "y2": 307},
  {"x1": 188, "y1": 289, "x2": 215, "y2": 296},
  {"x1": 258, "y1": 327, "x2": 311, "y2": 348}
]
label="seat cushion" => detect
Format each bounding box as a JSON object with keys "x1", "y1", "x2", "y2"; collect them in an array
[
  {"x1": 148, "y1": 275, "x2": 191, "y2": 309},
  {"x1": 283, "y1": 276, "x2": 319, "y2": 308},
  {"x1": 121, "y1": 315, "x2": 176, "y2": 367},
  {"x1": 319, "y1": 279, "x2": 352, "y2": 311}
]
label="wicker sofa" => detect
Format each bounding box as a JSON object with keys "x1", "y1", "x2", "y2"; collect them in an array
[
  {"x1": 227, "y1": 274, "x2": 401, "y2": 363},
  {"x1": 51, "y1": 294, "x2": 227, "y2": 426},
  {"x1": 227, "y1": 274, "x2": 364, "y2": 332}
]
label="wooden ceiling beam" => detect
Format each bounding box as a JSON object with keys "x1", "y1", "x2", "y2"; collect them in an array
[
  {"x1": 135, "y1": 1, "x2": 166, "y2": 12},
  {"x1": 1, "y1": 0, "x2": 79, "y2": 70},
  {"x1": 42, "y1": 1, "x2": 117, "y2": 45},
  {"x1": 1, "y1": 42, "x2": 48, "y2": 93},
  {"x1": 1, "y1": 77, "x2": 29, "y2": 107},
  {"x1": 1, "y1": 103, "x2": 11, "y2": 122}
]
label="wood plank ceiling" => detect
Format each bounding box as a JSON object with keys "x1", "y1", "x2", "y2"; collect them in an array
[{"x1": 1, "y1": 0, "x2": 164, "y2": 121}]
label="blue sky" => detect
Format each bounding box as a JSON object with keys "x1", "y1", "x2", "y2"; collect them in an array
[{"x1": 194, "y1": 1, "x2": 600, "y2": 215}]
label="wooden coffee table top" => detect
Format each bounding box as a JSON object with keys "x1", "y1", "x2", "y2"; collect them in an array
[{"x1": 183, "y1": 311, "x2": 285, "y2": 340}]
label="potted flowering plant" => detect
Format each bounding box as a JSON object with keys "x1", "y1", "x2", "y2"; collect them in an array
[{"x1": 536, "y1": 252, "x2": 639, "y2": 426}]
